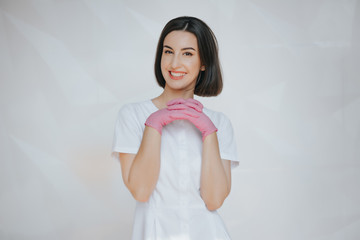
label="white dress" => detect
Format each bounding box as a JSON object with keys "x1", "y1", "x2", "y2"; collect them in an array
[{"x1": 112, "y1": 100, "x2": 239, "y2": 240}]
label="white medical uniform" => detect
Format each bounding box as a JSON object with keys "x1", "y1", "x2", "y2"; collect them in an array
[{"x1": 112, "y1": 100, "x2": 239, "y2": 240}]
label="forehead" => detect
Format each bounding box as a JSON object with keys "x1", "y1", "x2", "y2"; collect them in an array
[{"x1": 163, "y1": 31, "x2": 198, "y2": 49}]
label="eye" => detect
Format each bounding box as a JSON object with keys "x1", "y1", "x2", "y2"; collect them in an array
[
  {"x1": 183, "y1": 52, "x2": 193, "y2": 56},
  {"x1": 164, "y1": 50, "x2": 173, "y2": 54}
]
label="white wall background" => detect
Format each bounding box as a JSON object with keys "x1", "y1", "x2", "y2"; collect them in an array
[{"x1": 1, "y1": 0, "x2": 359, "y2": 239}]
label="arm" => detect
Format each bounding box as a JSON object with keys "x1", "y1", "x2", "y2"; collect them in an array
[
  {"x1": 200, "y1": 132, "x2": 232, "y2": 211},
  {"x1": 119, "y1": 126, "x2": 161, "y2": 202},
  {"x1": 118, "y1": 100, "x2": 187, "y2": 202},
  {"x1": 167, "y1": 98, "x2": 232, "y2": 210}
]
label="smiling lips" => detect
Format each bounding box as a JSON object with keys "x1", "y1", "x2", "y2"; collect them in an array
[{"x1": 169, "y1": 71, "x2": 186, "y2": 80}]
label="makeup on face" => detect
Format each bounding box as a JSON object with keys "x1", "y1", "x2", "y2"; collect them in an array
[{"x1": 160, "y1": 31, "x2": 202, "y2": 91}]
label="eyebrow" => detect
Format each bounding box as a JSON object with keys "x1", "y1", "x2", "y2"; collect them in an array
[{"x1": 163, "y1": 45, "x2": 196, "y2": 51}]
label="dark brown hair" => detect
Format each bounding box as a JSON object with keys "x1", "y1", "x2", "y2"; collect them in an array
[{"x1": 154, "y1": 16, "x2": 223, "y2": 97}]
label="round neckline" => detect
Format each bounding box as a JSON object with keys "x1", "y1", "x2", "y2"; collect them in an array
[{"x1": 148, "y1": 98, "x2": 208, "y2": 112}]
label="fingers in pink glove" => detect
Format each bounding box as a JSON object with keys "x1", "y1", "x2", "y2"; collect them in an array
[
  {"x1": 145, "y1": 108, "x2": 179, "y2": 134},
  {"x1": 167, "y1": 103, "x2": 187, "y2": 111},
  {"x1": 167, "y1": 103, "x2": 201, "y2": 113},
  {"x1": 166, "y1": 98, "x2": 186, "y2": 106},
  {"x1": 183, "y1": 101, "x2": 202, "y2": 112},
  {"x1": 167, "y1": 103, "x2": 203, "y2": 114},
  {"x1": 185, "y1": 98, "x2": 203, "y2": 112},
  {"x1": 145, "y1": 104, "x2": 201, "y2": 134},
  {"x1": 167, "y1": 98, "x2": 203, "y2": 112},
  {"x1": 166, "y1": 98, "x2": 194, "y2": 111},
  {"x1": 177, "y1": 103, "x2": 217, "y2": 141},
  {"x1": 169, "y1": 108, "x2": 200, "y2": 119}
]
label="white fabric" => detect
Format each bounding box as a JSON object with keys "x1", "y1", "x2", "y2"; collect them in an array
[{"x1": 112, "y1": 99, "x2": 239, "y2": 240}]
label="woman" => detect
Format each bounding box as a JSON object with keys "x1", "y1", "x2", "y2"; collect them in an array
[{"x1": 112, "y1": 16, "x2": 239, "y2": 240}]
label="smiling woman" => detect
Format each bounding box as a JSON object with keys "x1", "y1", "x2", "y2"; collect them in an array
[
  {"x1": 112, "y1": 16, "x2": 239, "y2": 239},
  {"x1": 160, "y1": 31, "x2": 203, "y2": 94},
  {"x1": 154, "y1": 16, "x2": 223, "y2": 98}
]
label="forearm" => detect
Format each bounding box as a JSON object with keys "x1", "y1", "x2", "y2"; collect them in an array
[
  {"x1": 128, "y1": 126, "x2": 161, "y2": 202},
  {"x1": 200, "y1": 132, "x2": 230, "y2": 211}
]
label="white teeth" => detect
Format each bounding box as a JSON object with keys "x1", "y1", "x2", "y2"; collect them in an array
[{"x1": 170, "y1": 72, "x2": 186, "y2": 77}]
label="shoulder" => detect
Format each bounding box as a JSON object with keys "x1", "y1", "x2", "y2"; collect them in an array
[
  {"x1": 115, "y1": 99, "x2": 158, "y2": 128},
  {"x1": 119, "y1": 99, "x2": 152, "y2": 112},
  {"x1": 203, "y1": 107, "x2": 232, "y2": 129},
  {"x1": 117, "y1": 99, "x2": 156, "y2": 117}
]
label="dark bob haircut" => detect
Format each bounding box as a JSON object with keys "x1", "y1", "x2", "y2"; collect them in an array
[{"x1": 154, "y1": 16, "x2": 223, "y2": 97}]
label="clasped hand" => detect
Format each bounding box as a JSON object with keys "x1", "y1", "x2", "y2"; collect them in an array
[{"x1": 145, "y1": 98, "x2": 217, "y2": 141}]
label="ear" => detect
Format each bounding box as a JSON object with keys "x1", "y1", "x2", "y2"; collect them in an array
[{"x1": 200, "y1": 65, "x2": 205, "y2": 71}]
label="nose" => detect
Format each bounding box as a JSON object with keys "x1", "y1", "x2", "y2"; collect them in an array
[{"x1": 170, "y1": 54, "x2": 181, "y2": 69}]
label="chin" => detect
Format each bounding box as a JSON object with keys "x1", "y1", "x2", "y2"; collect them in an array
[
  {"x1": 166, "y1": 83, "x2": 194, "y2": 92},
  {"x1": 166, "y1": 79, "x2": 195, "y2": 88}
]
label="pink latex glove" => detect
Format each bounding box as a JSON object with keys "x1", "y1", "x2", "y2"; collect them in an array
[
  {"x1": 167, "y1": 98, "x2": 218, "y2": 141},
  {"x1": 167, "y1": 98, "x2": 203, "y2": 112},
  {"x1": 145, "y1": 99, "x2": 189, "y2": 134}
]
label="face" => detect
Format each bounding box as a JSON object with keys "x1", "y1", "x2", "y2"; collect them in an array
[{"x1": 161, "y1": 31, "x2": 205, "y2": 93}]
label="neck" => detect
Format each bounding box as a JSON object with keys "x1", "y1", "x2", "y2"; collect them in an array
[{"x1": 152, "y1": 86, "x2": 195, "y2": 109}]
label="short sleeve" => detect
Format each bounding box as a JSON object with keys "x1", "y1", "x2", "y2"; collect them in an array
[
  {"x1": 111, "y1": 104, "x2": 143, "y2": 160},
  {"x1": 217, "y1": 115, "x2": 239, "y2": 169}
]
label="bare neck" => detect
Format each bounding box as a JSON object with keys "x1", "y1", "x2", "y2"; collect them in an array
[{"x1": 152, "y1": 87, "x2": 195, "y2": 109}]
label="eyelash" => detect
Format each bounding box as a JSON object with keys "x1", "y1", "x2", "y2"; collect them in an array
[{"x1": 163, "y1": 50, "x2": 193, "y2": 56}]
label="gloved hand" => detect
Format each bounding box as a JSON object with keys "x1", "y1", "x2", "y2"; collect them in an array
[
  {"x1": 145, "y1": 99, "x2": 189, "y2": 134},
  {"x1": 167, "y1": 98, "x2": 217, "y2": 141},
  {"x1": 167, "y1": 98, "x2": 203, "y2": 113}
]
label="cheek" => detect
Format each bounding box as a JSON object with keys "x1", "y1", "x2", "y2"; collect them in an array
[
  {"x1": 160, "y1": 60, "x2": 168, "y2": 78},
  {"x1": 160, "y1": 56, "x2": 169, "y2": 70},
  {"x1": 160, "y1": 59, "x2": 166, "y2": 71},
  {"x1": 186, "y1": 59, "x2": 201, "y2": 72}
]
